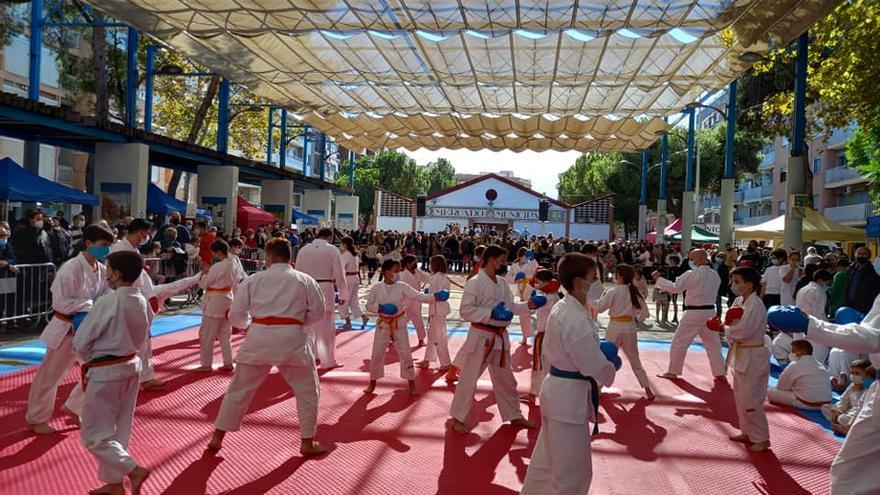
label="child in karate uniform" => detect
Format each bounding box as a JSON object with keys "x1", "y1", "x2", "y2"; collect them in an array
[
  {"x1": 772, "y1": 270, "x2": 832, "y2": 365},
  {"x1": 590, "y1": 264, "x2": 655, "y2": 400},
  {"x1": 520, "y1": 269, "x2": 562, "y2": 404},
  {"x1": 521, "y1": 253, "x2": 617, "y2": 495},
  {"x1": 416, "y1": 255, "x2": 453, "y2": 371},
  {"x1": 195, "y1": 239, "x2": 238, "y2": 372},
  {"x1": 339, "y1": 236, "x2": 368, "y2": 330},
  {"x1": 822, "y1": 358, "x2": 873, "y2": 434},
  {"x1": 767, "y1": 339, "x2": 832, "y2": 410},
  {"x1": 228, "y1": 238, "x2": 248, "y2": 283},
  {"x1": 26, "y1": 224, "x2": 115, "y2": 435},
  {"x1": 507, "y1": 247, "x2": 539, "y2": 344},
  {"x1": 399, "y1": 255, "x2": 430, "y2": 346},
  {"x1": 725, "y1": 267, "x2": 771, "y2": 452},
  {"x1": 73, "y1": 251, "x2": 151, "y2": 495}
]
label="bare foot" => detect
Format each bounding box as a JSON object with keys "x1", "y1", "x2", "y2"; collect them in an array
[
  {"x1": 218, "y1": 365, "x2": 234, "y2": 372},
  {"x1": 510, "y1": 418, "x2": 537, "y2": 429},
  {"x1": 207, "y1": 430, "x2": 225, "y2": 451},
  {"x1": 88, "y1": 483, "x2": 124, "y2": 495},
  {"x1": 729, "y1": 433, "x2": 749, "y2": 443},
  {"x1": 60, "y1": 405, "x2": 81, "y2": 426},
  {"x1": 748, "y1": 441, "x2": 771, "y2": 452},
  {"x1": 363, "y1": 380, "x2": 377, "y2": 394},
  {"x1": 361, "y1": 315, "x2": 369, "y2": 328},
  {"x1": 645, "y1": 388, "x2": 656, "y2": 401},
  {"x1": 140, "y1": 379, "x2": 165, "y2": 390},
  {"x1": 408, "y1": 381, "x2": 420, "y2": 396},
  {"x1": 418, "y1": 339, "x2": 426, "y2": 347},
  {"x1": 519, "y1": 393, "x2": 536, "y2": 404},
  {"x1": 300, "y1": 440, "x2": 327, "y2": 457},
  {"x1": 319, "y1": 363, "x2": 343, "y2": 371},
  {"x1": 445, "y1": 368, "x2": 459, "y2": 383},
  {"x1": 28, "y1": 422, "x2": 56, "y2": 435},
  {"x1": 127, "y1": 466, "x2": 151, "y2": 495},
  {"x1": 192, "y1": 366, "x2": 213, "y2": 372},
  {"x1": 415, "y1": 360, "x2": 430, "y2": 369},
  {"x1": 656, "y1": 372, "x2": 678, "y2": 380},
  {"x1": 451, "y1": 419, "x2": 469, "y2": 434}
]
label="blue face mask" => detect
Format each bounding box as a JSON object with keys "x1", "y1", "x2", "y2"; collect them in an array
[
  {"x1": 0, "y1": 239, "x2": 6, "y2": 248},
  {"x1": 87, "y1": 245, "x2": 110, "y2": 262}
]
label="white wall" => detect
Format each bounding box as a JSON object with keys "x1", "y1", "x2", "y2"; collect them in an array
[
  {"x1": 568, "y1": 223, "x2": 611, "y2": 241},
  {"x1": 514, "y1": 221, "x2": 567, "y2": 237},
  {"x1": 302, "y1": 189, "x2": 332, "y2": 225},
  {"x1": 197, "y1": 165, "x2": 239, "y2": 232},
  {"x1": 335, "y1": 195, "x2": 359, "y2": 230},
  {"x1": 261, "y1": 180, "x2": 294, "y2": 226},
  {"x1": 94, "y1": 142, "x2": 149, "y2": 222},
  {"x1": 433, "y1": 177, "x2": 540, "y2": 208},
  {"x1": 377, "y1": 216, "x2": 413, "y2": 232}
]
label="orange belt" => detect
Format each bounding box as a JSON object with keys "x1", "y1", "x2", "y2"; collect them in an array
[
  {"x1": 80, "y1": 353, "x2": 137, "y2": 391},
  {"x1": 252, "y1": 316, "x2": 304, "y2": 326},
  {"x1": 206, "y1": 286, "x2": 232, "y2": 293},
  {"x1": 53, "y1": 312, "x2": 74, "y2": 323},
  {"x1": 609, "y1": 315, "x2": 634, "y2": 323},
  {"x1": 378, "y1": 312, "x2": 405, "y2": 342},
  {"x1": 532, "y1": 332, "x2": 545, "y2": 371},
  {"x1": 473, "y1": 322, "x2": 509, "y2": 367},
  {"x1": 346, "y1": 272, "x2": 358, "y2": 276}
]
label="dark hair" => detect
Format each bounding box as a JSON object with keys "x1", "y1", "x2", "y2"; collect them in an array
[
  {"x1": 517, "y1": 246, "x2": 526, "y2": 258},
  {"x1": 730, "y1": 266, "x2": 761, "y2": 293},
  {"x1": 317, "y1": 228, "x2": 333, "y2": 238},
  {"x1": 401, "y1": 254, "x2": 417, "y2": 268},
  {"x1": 83, "y1": 224, "x2": 115, "y2": 245},
  {"x1": 106, "y1": 251, "x2": 144, "y2": 283},
  {"x1": 791, "y1": 339, "x2": 813, "y2": 355},
  {"x1": 195, "y1": 221, "x2": 208, "y2": 229},
  {"x1": 381, "y1": 258, "x2": 400, "y2": 273},
  {"x1": 127, "y1": 218, "x2": 151, "y2": 234},
  {"x1": 851, "y1": 358, "x2": 872, "y2": 371},
  {"x1": 429, "y1": 255, "x2": 447, "y2": 274},
  {"x1": 482, "y1": 244, "x2": 508, "y2": 263},
  {"x1": 210, "y1": 239, "x2": 229, "y2": 255},
  {"x1": 558, "y1": 253, "x2": 596, "y2": 293},
  {"x1": 229, "y1": 238, "x2": 243, "y2": 248},
  {"x1": 813, "y1": 269, "x2": 833, "y2": 283},
  {"x1": 534, "y1": 268, "x2": 554, "y2": 282},
  {"x1": 836, "y1": 257, "x2": 850, "y2": 268},
  {"x1": 341, "y1": 236, "x2": 357, "y2": 256},
  {"x1": 771, "y1": 248, "x2": 788, "y2": 262},
  {"x1": 264, "y1": 238, "x2": 291, "y2": 262},
  {"x1": 474, "y1": 245, "x2": 486, "y2": 257},
  {"x1": 615, "y1": 264, "x2": 642, "y2": 309}
]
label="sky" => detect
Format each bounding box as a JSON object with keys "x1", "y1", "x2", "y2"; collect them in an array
[{"x1": 403, "y1": 148, "x2": 583, "y2": 200}]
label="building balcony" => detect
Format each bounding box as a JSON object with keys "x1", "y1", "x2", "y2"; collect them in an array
[
  {"x1": 759, "y1": 150, "x2": 775, "y2": 170},
  {"x1": 827, "y1": 124, "x2": 856, "y2": 151},
  {"x1": 741, "y1": 214, "x2": 773, "y2": 226},
  {"x1": 825, "y1": 166, "x2": 867, "y2": 189},
  {"x1": 824, "y1": 203, "x2": 872, "y2": 225},
  {"x1": 743, "y1": 185, "x2": 770, "y2": 202},
  {"x1": 734, "y1": 190, "x2": 745, "y2": 204}
]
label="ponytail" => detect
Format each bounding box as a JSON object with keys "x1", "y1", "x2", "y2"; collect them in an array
[
  {"x1": 615, "y1": 264, "x2": 641, "y2": 309},
  {"x1": 627, "y1": 282, "x2": 642, "y2": 310}
]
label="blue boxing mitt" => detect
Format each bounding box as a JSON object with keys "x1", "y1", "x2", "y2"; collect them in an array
[
  {"x1": 514, "y1": 272, "x2": 527, "y2": 281},
  {"x1": 378, "y1": 303, "x2": 399, "y2": 315},
  {"x1": 491, "y1": 302, "x2": 514, "y2": 322},
  {"x1": 71, "y1": 311, "x2": 89, "y2": 331},
  {"x1": 767, "y1": 305, "x2": 809, "y2": 335},
  {"x1": 835, "y1": 307, "x2": 865, "y2": 325},
  {"x1": 600, "y1": 340, "x2": 619, "y2": 360},
  {"x1": 424, "y1": 288, "x2": 430, "y2": 294},
  {"x1": 529, "y1": 294, "x2": 548, "y2": 309},
  {"x1": 609, "y1": 355, "x2": 623, "y2": 371},
  {"x1": 524, "y1": 250, "x2": 535, "y2": 261},
  {"x1": 434, "y1": 290, "x2": 450, "y2": 302}
]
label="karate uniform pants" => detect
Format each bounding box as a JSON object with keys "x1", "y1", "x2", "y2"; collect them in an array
[
  {"x1": 665, "y1": 310, "x2": 725, "y2": 376},
  {"x1": 405, "y1": 301, "x2": 427, "y2": 341},
  {"x1": 81, "y1": 374, "x2": 139, "y2": 484},
  {"x1": 450, "y1": 331, "x2": 522, "y2": 423},
  {"x1": 200, "y1": 316, "x2": 233, "y2": 367},
  {"x1": 423, "y1": 315, "x2": 451, "y2": 367},
  {"x1": 25, "y1": 334, "x2": 85, "y2": 424},
  {"x1": 732, "y1": 349, "x2": 770, "y2": 443},
  {"x1": 215, "y1": 362, "x2": 319, "y2": 439},
  {"x1": 338, "y1": 276, "x2": 363, "y2": 320},
  {"x1": 829, "y1": 383, "x2": 880, "y2": 495},
  {"x1": 309, "y1": 311, "x2": 338, "y2": 368},
  {"x1": 370, "y1": 318, "x2": 415, "y2": 380},
  {"x1": 828, "y1": 348, "x2": 863, "y2": 381},
  {"x1": 766, "y1": 388, "x2": 825, "y2": 410},
  {"x1": 138, "y1": 313, "x2": 157, "y2": 383},
  {"x1": 519, "y1": 314, "x2": 534, "y2": 340},
  {"x1": 529, "y1": 367, "x2": 548, "y2": 397},
  {"x1": 521, "y1": 415, "x2": 592, "y2": 495},
  {"x1": 606, "y1": 327, "x2": 650, "y2": 388}
]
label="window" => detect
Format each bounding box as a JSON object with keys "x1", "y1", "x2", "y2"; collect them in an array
[
  {"x1": 779, "y1": 201, "x2": 786, "y2": 214},
  {"x1": 837, "y1": 154, "x2": 849, "y2": 168},
  {"x1": 780, "y1": 170, "x2": 787, "y2": 182},
  {"x1": 813, "y1": 158, "x2": 821, "y2": 174},
  {"x1": 782, "y1": 136, "x2": 790, "y2": 148}
]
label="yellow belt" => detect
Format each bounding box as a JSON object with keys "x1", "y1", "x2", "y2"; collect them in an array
[
  {"x1": 378, "y1": 312, "x2": 405, "y2": 342},
  {"x1": 725, "y1": 342, "x2": 765, "y2": 372}
]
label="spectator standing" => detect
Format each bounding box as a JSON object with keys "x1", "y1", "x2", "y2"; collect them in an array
[
  {"x1": 828, "y1": 257, "x2": 850, "y2": 316},
  {"x1": 804, "y1": 246, "x2": 822, "y2": 265},
  {"x1": 844, "y1": 247, "x2": 880, "y2": 315},
  {"x1": 159, "y1": 212, "x2": 192, "y2": 245},
  {"x1": 47, "y1": 217, "x2": 73, "y2": 266},
  {"x1": 10, "y1": 211, "x2": 52, "y2": 264},
  {"x1": 68, "y1": 214, "x2": 86, "y2": 250}
]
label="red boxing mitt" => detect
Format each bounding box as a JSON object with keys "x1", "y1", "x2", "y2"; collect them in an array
[
  {"x1": 706, "y1": 315, "x2": 724, "y2": 332},
  {"x1": 542, "y1": 279, "x2": 561, "y2": 293},
  {"x1": 149, "y1": 297, "x2": 160, "y2": 314},
  {"x1": 724, "y1": 307, "x2": 744, "y2": 325}
]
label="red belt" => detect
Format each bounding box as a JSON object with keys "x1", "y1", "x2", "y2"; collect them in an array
[
  {"x1": 80, "y1": 353, "x2": 137, "y2": 391},
  {"x1": 473, "y1": 323, "x2": 509, "y2": 367},
  {"x1": 346, "y1": 272, "x2": 358, "y2": 276},
  {"x1": 252, "y1": 316, "x2": 304, "y2": 326},
  {"x1": 53, "y1": 312, "x2": 74, "y2": 323},
  {"x1": 206, "y1": 286, "x2": 232, "y2": 293}
]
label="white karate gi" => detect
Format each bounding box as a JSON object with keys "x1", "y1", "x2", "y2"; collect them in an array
[
  {"x1": 73, "y1": 287, "x2": 149, "y2": 484},
  {"x1": 423, "y1": 273, "x2": 452, "y2": 367},
  {"x1": 725, "y1": 293, "x2": 770, "y2": 444},
  {"x1": 338, "y1": 250, "x2": 364, "y2": 320},
  {"x1": 767, "y1": 355, "x2": 832, "y2": 410},
  {"x1": 230, "y1": 254, "x2": 247, "y2": 282},
  {"x1": 198, "y1": 257, "x2": 238, "y2": 368},
  {"x1": 828, "y1": 347, "x2": 866, "y2": 383},
  {"x1": 590, "y1": 285, "x2": 651, "y2": 388},
  {"x1": 506, "y1": 259, "x2": 538, "y2": 338},
  {"x1": 806, "y1": 295, "x2": 880, "y2": 495},
  {"x1": 26, "y1": 253, "x2": 107, "y2": 424},
  {"x1": 656, "y1": 265, "x2": 725, "y2": 376},
  {"x1": 799, "y1": 281, "x2": 830, "y2": 363},
  {"x1": 450, "y1": 270, "x2": 529, "y2": 424},
  {"x1": 295, "y1": 239, "x2": 348, "y2": 368},
  {"x1": 762, "y1": 265, "x2": 783, "y2": 298},
  {"x1": 530, "y1": 291, "x2": 561, "y2": 397},
  {"x1": 822, "y1": 383, "x2": 868, "y2": 428},
  {"x1": 780, "y1": 265, "x2": 803, "y2": 306},
  {"x1": 365, "y1": 281, "x2": 433, "y2": 380},
  {"x1": 214, "y1": 263, "x2": 325, "y2": 439},
  {"x1": 521, "y1": 295, "x2": 616, "y2": 495},
  {"x1": 399, "y1": 267, "x2": 429, "y2": 341}
]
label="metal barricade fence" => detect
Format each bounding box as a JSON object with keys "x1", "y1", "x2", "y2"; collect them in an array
[
  {"x1": 0, "y1": 263, "x2": 57, "y2": 326},
  {"x1": 238, "y1": 248, "x2": 266, "y2": 275}
]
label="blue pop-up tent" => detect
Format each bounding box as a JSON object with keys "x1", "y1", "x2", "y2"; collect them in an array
[
  {"x1": 147, "y1": 183, "x2": 186, "y2": 216},
  {"x1": 293, "y1": 209, "x2": 319, "y2": 225},
  {"x1": 0, "y1": 157, "x2": 98, "y2": 205}
]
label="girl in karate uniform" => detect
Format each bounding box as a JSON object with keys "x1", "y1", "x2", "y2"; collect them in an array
[
  {"x1": 725, "y1": 266, "x2": 771, "y2": 452},
  {"x1": 416, "y1": 255, "x2": 453, "y2": 371},
  {"x1": 506, "y1": 247, "x2": 538, "y2": 344},
  {"x1": 195, "y1": 239, "x2": 237, "y2": 372},
  {"x1": 590, "y1": 264, "x2": 655, "y2": 400},
  {"x1": 339, "y1": 236, "x2": 368, "y2": 330},
  {"x1": 365, "y1": 259, "x2": 440, "y2": 395},
  {"x1": 520, "y1": 268, "x2": 562, "y2": 404},
  {"x1": 399, "y1": 255, "x2": 430, "y2": 346}
]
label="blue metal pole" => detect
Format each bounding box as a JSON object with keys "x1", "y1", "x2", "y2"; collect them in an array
[
  {"x1": 640, "y1": 150, "x2": 648, "y2": 205},
  {"x1": 28, "y1": 0, "x2": 43, "y2": 102},
  {"x1": 792, "y1": 33, "x2": 808, "y2": 157},
  {"x1": 659, "y1": 133, "x2": 668, "y2": 200},
  {"x1": 724, "y1": 81, "x2": 737, "y2": 178},
  {"x1": 216, "y1": 79, "x2": 231, "y2": 154},
  {"x1": 266, "y1": 106, "x2": 275, "y2": 166},
  {"x1": 685, "y1": 108, "x2": 696, "y2": 191},
  {"x1": 125, "y1": 27, "x2": 139, "y2": 128},
  {"x1": 348, "y1": 150, "x2": 356, "y2": 194},
  {"x1": 302, "y1": 125, "x2": 311, "y2": 176},
  {"x1": 279, "y1": 109, "x2": 288, "y2": 170},
  {"x1": 144, "y1": 46, "x2": 156, "y2": 132},
  {"x1": 318, "y1": 133, "x2": 327, "y2": 180}
]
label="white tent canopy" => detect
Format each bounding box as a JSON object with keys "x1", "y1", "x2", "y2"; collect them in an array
[
  {"x1": 734, "y1": 208, "x2": 866, "y2": 244},
  {"x1": 87, "y1": 0, "x2": 841, "y2": 152}
]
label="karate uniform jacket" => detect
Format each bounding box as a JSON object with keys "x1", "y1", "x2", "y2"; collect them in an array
[
  {"x1": 590, "y1": 285, "x2": 649, "y2": 328},
  {"x1": 776, "y1": 356, "x2": 832, "y2": 404},
  {"x1": 796, "y1": 281, "x2": 828, "y2": 320},
  {"x1": 459, "y1": 270, "x2": 529, "y2": 354},
  {"x1": 41, "y1": 253, "x2": 109, "y2": 349},
  {"x1": 656, "y1": 264, "x2": 720, "y2": 307},
  {"x1": 725, "y1": 293, "x2": 768, "y2": 373},
  {"x1": 199, "y1": 258, "x2": 239, "y2": 318},
  {"x1": 426, "y1": 273, "x2": 451, "y2": 317},
  {"x1": 294, "y1": 239, "x2": 347, "y2": 312}
]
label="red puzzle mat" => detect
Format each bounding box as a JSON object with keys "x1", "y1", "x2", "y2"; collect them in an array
[{"x1": 0, "y1": 326, "x2": 839, "y2": 494}]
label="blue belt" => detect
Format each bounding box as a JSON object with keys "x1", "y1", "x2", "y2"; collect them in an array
[{"x1": 549, "y1": 366, "x2": 601, "y2": 434}]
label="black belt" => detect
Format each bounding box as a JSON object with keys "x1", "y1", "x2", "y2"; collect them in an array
[
  {"x1": 315, "y1": 279, "x2": 333, "y2": 283},
  {"x1": 683, "y1": 305, "x2": 715, "y2": 311},
  {"x1": 89, "y1": 354, "x2": 126, "y2": 364},
  {"x1": 549, "y1": 366, "x2": 601, "y2": 434}
]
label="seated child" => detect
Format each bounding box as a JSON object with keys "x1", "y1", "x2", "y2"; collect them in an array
[
  {"x1": 822, "y1": 359, "x2": 874, "y2": 434},
  {"x1": 767, "y1": 339, "x2": 832, "y2": 410}
]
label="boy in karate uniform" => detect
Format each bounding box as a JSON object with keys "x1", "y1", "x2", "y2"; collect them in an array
[
  {"x1": 506, "y1": 247, "x2": 539, "y2": 343},
  {"x1": 195, "y1": 239, "x2": 238, "y2": 372},
  {"x1": 399, "y1": 255, "x2": 430, "y2": 346},
  {"x1": 26, "y1": 224, "x2": 115, "y2": 435},
  {"x1": 449, "y1": 245, "x2": 544, "y2": 434},
  {"x1": 767, "y1": 339, "x2": 832, "y2": 410},
  {"x1": 364, "y1": 259, "x2": 446, "y2": 395},
  {"x1": 208, "y1": 239, "x2": 326, "y2": 456},
  {"x1": 416, "y1": 255, "x2": 454, "y2": 371},
  {"x1": 521, "y1": 253, "x2": 617, "y2": 495},
  {"x1": 772, "y1": 270, "x2": 832, "y2": 365},
  {"x1": 521, "y1": 269, "x2": 562, "y2": 404},
  {"x1": 73, "y1": 251, "x2": 151, "y2": 495}
]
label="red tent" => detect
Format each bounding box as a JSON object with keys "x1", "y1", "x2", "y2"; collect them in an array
[
  {"x1": 645, "y1": 217, "x2": 682, "y2": 244},
  {"x1": 236, "y1": 196, "x2": 276, "y2": 230}
]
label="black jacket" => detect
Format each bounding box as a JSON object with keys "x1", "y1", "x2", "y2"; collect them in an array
[{"x1": 844, "y1": 262, "x2": 880, "y2": 315}]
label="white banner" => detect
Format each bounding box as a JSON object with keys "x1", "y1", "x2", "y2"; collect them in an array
[{"x1": 426, "y1": 206, "x2": 564, "y2": 223}]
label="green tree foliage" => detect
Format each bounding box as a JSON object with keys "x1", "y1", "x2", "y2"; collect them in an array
[{"x1": 424, "y1": 158, "x2": 457, "y2": 195}]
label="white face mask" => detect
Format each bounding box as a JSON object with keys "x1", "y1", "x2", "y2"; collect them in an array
[
  {"x1": 851, "y1": 374, "x2": 864, "y2": 385},
  {"x1": 788, "y1": 353, "x2": 800, "y2": 363},
  {"x1": 75, "y1": 220, "x2": 85, "y2": 228},
  {"x1": 688, "y1": 261, "x2": 697, "y2": 270},
  {"x1": 392, "y1": 273, "x2": 400, "y2": 283},
  {"x1": 730, "y1": 283, "x2": 744, "y2": 296},
  {"x1": 34, "y1": 220, "x2": 44, "y2": 229}
]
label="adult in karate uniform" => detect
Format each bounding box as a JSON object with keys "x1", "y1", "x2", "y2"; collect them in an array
[
  {"x1": 521, "y1": 253, "x2": 616, "y2": 495},
  {"x1": 339, "y1": 236, "x2": 368, "y2": 330},
  {"x1": 399, "y1": 254, "x2": 430, "y2": 345},
  {"x1": 74, "y1": 251, "x2": 151, "y2": 495},
  {"x1": 770, "y1": 297, "x2": 880, "y2": 495},
  {"x1": 450, "y1": 245, "x2": 542, "y2": 434},
  {"x1": 25, "y1": 224, "x2": 115, "y2": 435},
  {"x1": 653, "y1": 249, "x2": 726, "y2": 380},
  {"x1": 208, "y1": 238, "x2": 326, "y2": 456},
  {"x1": 295, "y1": 228, "x2": 347, "y2": 370},
  {"x1": 195, "y1": 239, "x2": 238, "y2": 371},
  {"x1": 767, "y1": 339, "x2": 832, "y2": 410}
]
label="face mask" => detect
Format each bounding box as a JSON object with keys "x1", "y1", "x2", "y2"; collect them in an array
[
  {"x1": 851, "y1": 374, "x2": 864, "y2": 385},
  {"x1": 171, "y1": 218, "x2": 180, "y2": 225},
  {"x1": 34, "y1": 220, "x2": 44, "y2": 229},
  {"x1": 688, "y1": 261, "x2": 697, "y2": 270},
  {"x1": 730, "y1": 283, "x2": 744, "y2": 296},
  {"x1": 75, "y1": 221, "x2": 85, "y2": 228},
  {"x1": 392, "y1": 273, "x2": 400, "y2": 283},
  {"x1": 788, "y1": 353, "x2": 800, "y2": 363},
  {"x1": 0, "y1": 239, "x2": 6, "y2": 248},
  {"x1": 773, "y1": 259, "x2": 783, "y2": 266},
  {"x1": 87, "y1": 245, "x2": 110, "y2": 262},
  {"x1": 856, "y1": 256, "x2": 869, "y2": 265},
  {"x1": 496, "y1": 264, "x2": 508, "y2": 276},
  {"x1": 864, "y1": 377, "x2": 876, "y2": 389}
]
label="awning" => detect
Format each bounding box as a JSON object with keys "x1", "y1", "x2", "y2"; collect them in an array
[
  {"x1": 146, "y1": 183, "x2": 186, "y2": 216},
  {"x1": 0, "y1": 157, "x2": 98, "y2": 205},
  {"x1": 734, "y1": 209, "x2": 865, "y2": 244},
  {"x1": 668, "y1": 225, "x2": 720, "y2": 243},
  {"x1": 293, "y1": 209, "x2": 319, "y2": 225},
  {"x1": 236, "y1": 197, "x2": 276, "y2": 230},
  {"x1": 645, "y1": 217, "x2": 682, "y2": 243}
]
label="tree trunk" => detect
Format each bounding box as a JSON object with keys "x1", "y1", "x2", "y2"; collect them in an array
[
  {"x1": 166, "y1": 75, "x2": 221, "y2": 195},
  {"x1": 92, "y1": 12, "x2": 109, "y2": 125}
]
